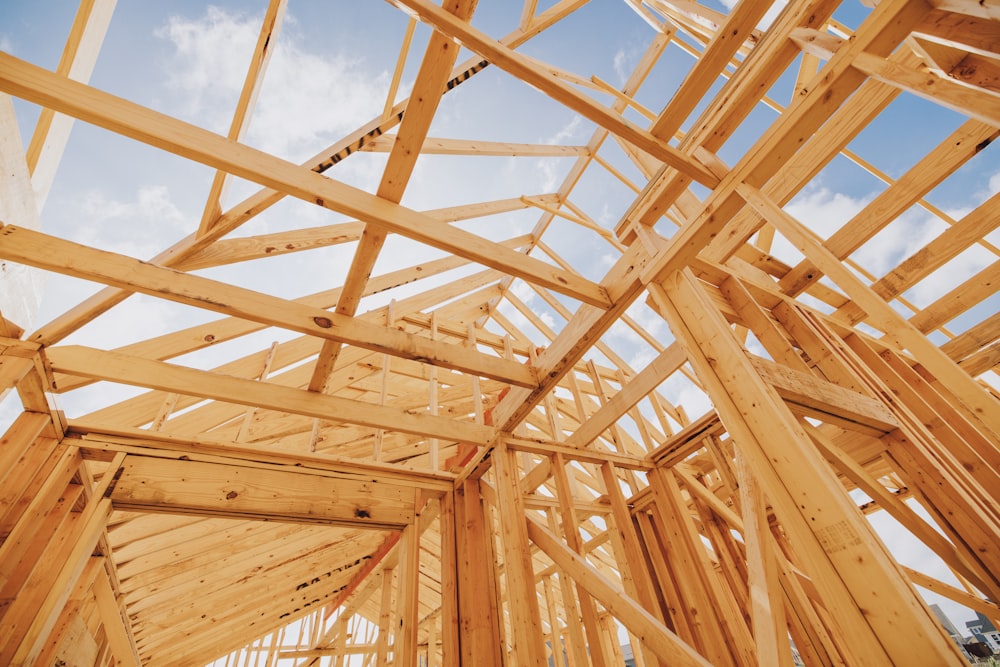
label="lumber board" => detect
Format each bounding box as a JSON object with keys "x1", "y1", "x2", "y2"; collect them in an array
[
  {"x1": 0, "y1": 52, "x2": 611, "y2": 310},
  {"x1": 0, "y1": 223, "x2": 535, "y2": 388},
  {"x1": 46, "y1": 346, "x2": 494, "y2": 445},
  {"x1": 108, "y1": 455, "x2": 415, "y2": 528},
  {"x1": 527, "y1": 518, "x2": 713, "y2": 667}
]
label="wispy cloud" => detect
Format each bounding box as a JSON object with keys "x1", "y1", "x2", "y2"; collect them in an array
[
  {"x1": 613, "y1": 48, "x2": 632, "y2": 85},
  {"x1": 75, "y1": 184, "x2": 187, "y2": 258},
  {"x1": 156, "y1": 7, "x2": 390, "y2": 165},
  {"x1": 536, "y1": 115, "x2": 583, "y2": 191}
]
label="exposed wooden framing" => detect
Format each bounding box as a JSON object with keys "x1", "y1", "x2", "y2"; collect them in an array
[
  {"x1": 307, "y1": 0, "x2": 482, "y2": 393},
  {"x1": 0, "y1": 54, "x2": 611, "y2": 311},
  {"x1": 195, "y1": 0, "x2": 286, "y2": 238},
  {"x1": 2, "y1": 0, "x2": 998, "y2": 663},
  {"x1": 0, "y1": 224, "x2": 535, "y2": 389},
  {"x1": 649, "y1": 270, "x2": 966, "y2": 665},
  {"x1": 49, "y1": 346, "x2": 493, "y2": 445},
  {"x1": 25, "y1": 0, "x2": 117, "y2": 212}
]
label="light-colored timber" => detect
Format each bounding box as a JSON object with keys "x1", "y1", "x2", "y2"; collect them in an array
[{"x1": 0, "y1": 0, "x2": 998, "y2": 665}]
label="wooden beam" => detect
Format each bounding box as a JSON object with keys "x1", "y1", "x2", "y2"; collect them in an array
[
  {"x1": 852, "y1": 49, "x2": 1000, "y2": 126},
  {"x1": 0, "y1": 52, "x2": 611, "y2": 310},
  {"x1": 47, "y1": 346, "x2": 494, "y2": 445},
  {"x1": 751, "y1": 355, "x2": 900, "y2": 434},
  {"x1": 109, "y1": 454, "x2": 414, "y2": 528},
  {"x1": 504, "y1": 435, "x2": 652, "y2": 470},
  {"x1": 526, "y1": 518, "x2": 713, "y2": 667},
  {"x1": 737, "y1": 182, "x2": 1000, "y2": 440},
  {"x1": 359, "y1": 135, "x2": 590, "y2": 156},
  {"x1": 66, "y1": 422, "x2": 456, "y2": 489},
  {"x1": 389, "y1": 0, "x2": 720, "y2": 188},
  {"x1": 566, "y1": 343, "x2": 686, "y2": 448},
  {"x1": 91, "y1": 561, "x2": 141, "y2": 666},
  {"x1": 0, "y1": 223, "x2": 535, "y2": 388}
]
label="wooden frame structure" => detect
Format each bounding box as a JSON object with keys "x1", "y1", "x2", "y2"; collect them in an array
[{"x1": 0, "y1": 0, "x2": 998, "y2": 664}]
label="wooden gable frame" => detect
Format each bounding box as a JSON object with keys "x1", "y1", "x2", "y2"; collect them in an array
[{"x1": 0, "y1": 0, "x2": 998, "y2": 664}]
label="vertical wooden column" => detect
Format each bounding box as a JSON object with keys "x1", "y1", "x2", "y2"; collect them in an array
[
  {"x1": 438, "y1": 491, "x2": 460, "y2": 667},
  {"x1": 541, "y1": 575, "x2": 568, "y2": 667},
  {"x1": 397, "y1": 496, "x2": 421, "y2": 667},
  {"x1": 734, "y1": 451, "x2": 793, "y2": 667},
  {"x1": 375, "y1": 567, "x2": 395, "y2": 665},
  {"x1": 551, "y1": 452, "x2": 611, "y2": 667},
  {"x1": 492, "y1": 438, "x2": 547, "y2": 666},
  {"x1": 599, "y1": 461, "x2": 662, "y2": 667},
  {"x1": 454, "y1": 479, "x2": 503, "y2": 667},
  {"x1": 649, "y1": 269, "x2": 966, "y2": 666}
]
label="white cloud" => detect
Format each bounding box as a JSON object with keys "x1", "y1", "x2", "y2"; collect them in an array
[
  {"x1": 782, "y1": 185, "x2": 953, "y2": 280},
  {"x1": 784, "y1": 185, "x2": 871, "y2": 239},
  {"x1": 156, "y1": 7, "x2": 390, "y2": 164},
  {"x1": 853, "y1": 208, "x2": 945, "y2": 278},
  {"x1": 902, "y1": 246, "x2": 994, "y2": 308},
  {"x1": 613, "y1": 48, "x2": 630, "y2": 85},
  {"x1": 536, "y1": 115, "x2": 583, "y2": 191},
  {"x1": 987, "y1": 170, "x2": 1000, "y2": 197},
  {"x1": 545, "y1": 115, "x2": 583, "y2": 146},
  {"x1": 75, "y1": 185, "x2": 187, "y2": 258}
]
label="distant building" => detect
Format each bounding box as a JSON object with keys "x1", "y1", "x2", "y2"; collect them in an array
[{"x1": 966, "y1": 611, "x2": 1000, "y2": 654}]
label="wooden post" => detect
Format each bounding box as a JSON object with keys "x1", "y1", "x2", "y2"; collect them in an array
[
  {"x1": 376, "y1": 567, "x2": 395, "y2": 666},
  {"x1": 438, "y1": 491, "x2": 460, "y2": 667},
  {"x1": 735, "y1": 450, "x2": 793, "y2": 667},
  {"x1": 599, "y1": 461, "x2": 663, "y2": 667},
  {"x1": 454, "y1": 479, "x2": 503, "y2": 667},
  {"x1": 551, "y1": 452, "x2": 612, "y2": 667},
  {"x1": 397, "y1": 503, "x2": 421, "y2": 667},
  {"x1": 492, "y1": 438, "x2": 547, "y2": 666},
  {"x1": 648, "y1": 269, "x2": 966, "y2": 666}
]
